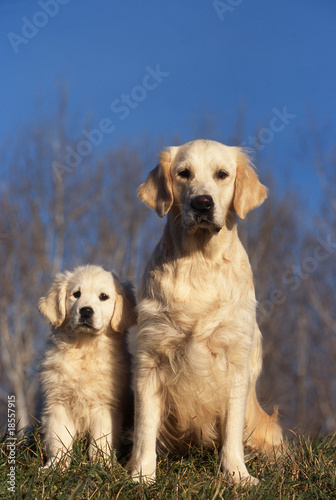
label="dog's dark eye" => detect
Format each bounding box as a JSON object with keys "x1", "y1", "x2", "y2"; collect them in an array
[
  {"x1": 99, "y1": 293, "x2": 109, "y2": 301},
  {"x1": 73, "y1": 291, "x2": 81, "y2": 299},
  {"x1": 178, "y1": 169, "x2": 191, "y2": 179},
  {"x1": 216, "y1": 170, "x2": 228, "y2": 180}
]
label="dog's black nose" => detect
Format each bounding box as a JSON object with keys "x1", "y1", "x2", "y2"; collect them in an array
[
  {"x1": 191, "y1": 195, "x2": 214, "y2": 211},
  {"x1": 80, "y1": 307, "x2": 94, "y2": 319}
]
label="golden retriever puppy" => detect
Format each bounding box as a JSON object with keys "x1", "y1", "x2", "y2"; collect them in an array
[
  {"x1": 129, "y1": 139, "x2": 283, "y2": 485},
  {"x1": 39, "y1": 265, "x2": 136, "y2": 468}
]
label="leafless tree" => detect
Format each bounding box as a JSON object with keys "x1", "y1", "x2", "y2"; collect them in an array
[
  {"x1": 0, "y1": 94, "x2": 159, "y2": 435},
  {"x1": 0, "y1": 103, "x2": 335, "y2": 441}
]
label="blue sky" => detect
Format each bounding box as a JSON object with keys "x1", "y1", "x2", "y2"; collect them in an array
[{"x1": 1, "y1": 0, "x2": 335, "y2": 211}]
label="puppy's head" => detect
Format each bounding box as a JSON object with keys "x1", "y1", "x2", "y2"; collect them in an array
[
  {"x1": 138, "y1": 139, "x2": 267, "y2": 231},
  {"x1": 38, "y1": 265, "x2": 136, "y2": 335}
]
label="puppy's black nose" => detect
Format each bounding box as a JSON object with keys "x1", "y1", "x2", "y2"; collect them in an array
[
  {"x1": 191, "y1": 195, "x2": 214, "y2": 211},
  {"x1": 80, "y1": 307, "x2": 94, "y2": 319}
]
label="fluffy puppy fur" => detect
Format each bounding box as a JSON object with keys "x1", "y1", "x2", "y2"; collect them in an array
[
  {"x1": 129, "y1": 139, "x2": 283, "y2": 485},
  {"x1": 39, "y1": 265, "x2": 136, "y2": 468}
]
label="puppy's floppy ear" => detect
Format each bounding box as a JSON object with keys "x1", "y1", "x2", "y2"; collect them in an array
[
  {"x1": 38, "y1": 272, "x2": 70, "y2": 327},
  {"x1": 233, "y1": 149, "x2": 268, "y2": 219},
  {"x1": 138, "y1": 149, "x2": 175, "y2": 217},
  {"x1": 111, "y1": 277, "x2": 137, "y2": 334}
]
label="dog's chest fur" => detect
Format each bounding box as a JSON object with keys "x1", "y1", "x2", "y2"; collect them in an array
[
  {"x1": 41, "y1": 333, "x2": 126, "y2": 419},
  {"x1": 144, "y1": 240, "x2": 255, "y2": 330},
  {"x1": 139, "y1": 247, "x2": 257, "y2": 448},
  {"x1": 140, "y1": 244, "x2": 256, "y2": 375}
]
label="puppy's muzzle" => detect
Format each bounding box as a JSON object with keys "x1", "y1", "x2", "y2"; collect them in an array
[{"x1": 79, "y1": 306, "x2": 94, "y2": 324}]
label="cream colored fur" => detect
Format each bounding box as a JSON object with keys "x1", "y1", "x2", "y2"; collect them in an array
[
  {"x1": 129, "y1": 139, "x2": 283, "y2": 485},
  {"x1": 39, "y1": 265, "x2": 136, "y2": 468}
]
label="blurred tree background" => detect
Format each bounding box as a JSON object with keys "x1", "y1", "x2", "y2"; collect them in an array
[{"x1": 0, "y1": 93, "x2": 335, "y2": 440}]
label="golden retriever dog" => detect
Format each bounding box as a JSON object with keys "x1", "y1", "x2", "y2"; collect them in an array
[
  {"x1": 39, "y1": 265, "x2": 136, "y2": 468},
  {"x1": 129, "y1": 139, "x2": 283, "y2": 485}
]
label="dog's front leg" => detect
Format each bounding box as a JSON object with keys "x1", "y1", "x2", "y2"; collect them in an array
[
  {"x1": 42, "y1": 404, "x2": 76, "y2": 469},
  {"x1": 220, "y1": 367, "x2": 259, "y2": 486},
  {"x1": 130, "y1": 359, "x2": 162, "y2": 483},
  {"x1": 89, "y1": 407, "x2": 114, "y2": 463}
]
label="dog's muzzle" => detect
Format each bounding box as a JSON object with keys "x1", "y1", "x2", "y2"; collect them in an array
[
  {"x1": 79, "y1": 306, "x2": 94, "y2": 327},
  {"x1": 189, "y1": 195, "x2": 215, "y2": 228},
  {"x1": 191, "y1": 195, "x2": 214, "y2": 212}
]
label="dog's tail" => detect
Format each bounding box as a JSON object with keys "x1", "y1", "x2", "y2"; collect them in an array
[{"x1": 244, "y1": 385, "x2": 284, "y2": 458}]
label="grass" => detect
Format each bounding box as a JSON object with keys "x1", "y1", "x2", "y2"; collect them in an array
[{"x1": 0, "y1": 429, "x2": 335, "y2": 499}]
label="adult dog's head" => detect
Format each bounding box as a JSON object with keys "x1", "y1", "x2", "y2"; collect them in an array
[
  {"x1": 39, "y1": 265, "x2": 136, "y2": 335},
  {"x1": 138, "y1": 139, "x2": 267, "y2": 232}
]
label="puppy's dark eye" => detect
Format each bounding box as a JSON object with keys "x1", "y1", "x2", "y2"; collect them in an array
[
  {"x1": 217, "y1": 170, "x2": 228, "y2": 180},
  {"x1": 99, "y1": 293, "x2": 109, "y2": 301},
  {"x1": 178, "y1": 169, "x2": 191, "y2": 179},
  {"x1": 73, "y1": 291, "x2": 81, "y2": 299}
]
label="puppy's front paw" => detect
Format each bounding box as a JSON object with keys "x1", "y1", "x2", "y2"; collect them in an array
[
  {"x1": 39, "y1": 458, "x2": 58, "y2": 471},
  {"x1": 130, "y1": 462, "x2": 156, "y2": 484},
  {"x1": 39, "y1": 461, "x2": 52, "y2": 472},
  {"x1": 39, "y1": 455, "x2": 71, "y2": 471}
]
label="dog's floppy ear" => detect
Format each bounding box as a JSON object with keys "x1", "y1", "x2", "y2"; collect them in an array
[
  {"x1": 138, "y1": 149, "x2": 174, "y2": 217},
  {"x1": 233, "y1": 149, "x2": 268, "y2": 219},
  {"x1": 111, "y1": 277, "x2": 137, "y2": 334},
  {"x1": 38, "y1": 272, "x2": 70, "y2": 327}
]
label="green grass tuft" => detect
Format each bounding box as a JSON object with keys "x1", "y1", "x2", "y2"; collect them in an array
[{"x1": 1, "y1": 429, "x2": 335, "y2": 499}]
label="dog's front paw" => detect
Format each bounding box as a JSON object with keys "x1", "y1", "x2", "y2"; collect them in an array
[
  {"x1": 130, "y1": 462, "x2": 156, "y2": 484},
  {"x1": 39, "y1": 461, "x2": 52, "y2": 472},
  {"x1": 39, "y1": 455, "x2": 71, "y2": 471},
  {"x1": 224, "y1": 467, "x2": 259, "y2": 486},
  {"x1": 39, "y1": 458, "x2": 58, "y2": 471},
  {"x1": 131, "y1": 469, "x2": 156, "y2": 484},
  {"x1": 221, "y1": 457, "x2": 259, "y2": 486},
  {"x1": 236, "y1": 473, "x2": 259, "y2": 486}
]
